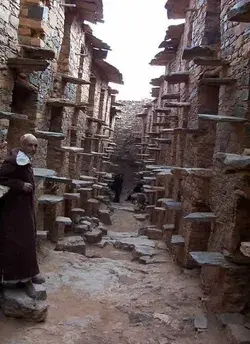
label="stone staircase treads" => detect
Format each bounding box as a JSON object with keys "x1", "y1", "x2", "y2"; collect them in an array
[
  {"x1": 7, "y1": 58, "x2": 49, "y2": 72},
  {"x1": 63, "y1": 193, "x2": 80, "y2": 200},
  {"x1": 134, "y1": 214, "x2": 149, "y2": 221},
  {"x1": 165, "y1": 71, "x2": 189, "y2": 83},
  {"x1": 184, "y1": 212, "x2": 216, "y2": 222},
  {"x1": 61, "y1": 74, "x2": 90, "y2": 85},
  {"x1": 161, "y1": 92, "x2": 180, "y2": 100},
  {"x1": 171, "y1": 235, "x2": 185, "y2": 247},
  {"x1": 147, "y1": 228, "x2": 163, "y2": 240},
  {"x1": 182, "y1": 45, "x2": 215, "y2": 60},
  {"x1": 55, "y1": 236, "x2": 86, "y2": 255},
  {"x1": 154, "y1": 207, "x2": 166, "y2": 212},
  {"x1": 199, "y1": 78, "x2": 236, "y2": 86},
  {"x1": 147, "y1": 147, "x2": 161, "y2": 151},
  {"x1": 198, "y1": 114, "x2": 247, "y2": 123},
  {"x1": 163, "y1": 201, "x2": 182, "y2": 210},
  {"x1": 227, "y1": 1, "x2": 250, "y2": 22},
  {"x1": 44, "y1": 175, "x2": 71, "y2": 184},
  {"x1": 189, "y1": 252, "x2": 235, "y2": 268},
  {"x1": 86, "y1": 116, "x2": 105, "y2": 124},
  {"x1": 72, "y1": 179, "x2": 93, "y2": 188},
  {"x1": 162, "y1": 102, "x2": 191, "y2": 108},
  {"x1": 36, "y1": 231, "x2": 48, "y2": 240},
  {"x1": 171, "y1": 167, "x2": 212, "y2": 179},
  {"x1": 58, "y1": 146, "x2": 84, "y2": 153},
  {"x1": 35, "y1": 131, "x2": 65, "y2": 140},
  {"x1": 87, "y1": 198, "x2": 100, "y2": 204},
  {"x1": 194, "y1": 57, "x2": 229, "y2": 66},
  {"x1": 154, "y1": 108, "x2": 170, "y2": 113},
  {"x1": 215, "y1": 152, "x2": 250, "y2": 170},
  {"x1": 38, "y1": 195, "x2": 64, "y2": 204},
  {"x1": 80, "y1": 175, "x2": 98, "y2": 181},
  {"x1": 56, "y1": 216, "x2": 72, "y2": 225},
  {"x1": 47, "y1": 98, "x2": 75, "y2": 107},
  {"x1": 163, "y1": 224, "x2": 175, "y2": 231},
  {"x1": 34, "y1": 168, "x2": 56, "y2": 181},
  {"x1": 0, "y1": 110, "x2": 28, "y2": 121},
  {"x1": 20, "y1": 45, "x2": 55, "y2": 60},
  {"x1": 240, "y1": 242, "x2": 250, "y2": 257}
]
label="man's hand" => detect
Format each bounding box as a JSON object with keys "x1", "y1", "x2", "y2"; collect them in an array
[{"x1": 23, "y1": 182, "x2": 33, "y2": 193}]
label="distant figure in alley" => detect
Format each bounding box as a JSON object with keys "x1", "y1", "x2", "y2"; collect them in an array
[
  {"x1": 0, "y1": 134, "x2": 44, "y2": 299},
  {"x1": 112, "y1": 173, "x2": 124, "y2": 203}
]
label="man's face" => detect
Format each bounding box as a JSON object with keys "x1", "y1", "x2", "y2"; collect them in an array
[{"x1": 21, "y1": 137, "x2": 38, "y2": 157}]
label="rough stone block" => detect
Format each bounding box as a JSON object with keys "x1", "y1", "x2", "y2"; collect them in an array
[
  {"x1": 147, "y1": 228, "x2": 163, "y2": 240},
  {"x1": 226, "y1": 324, "x2": 250, "y2": 344},
  {"x1": 98, "y1": 209, "x2": 112, "y2": 225},
  {"x1": 84, "y1": 229, "x2": 103, "y2": 244},
  {"x1": 1, "y1": 289, "x2": 48, "y2": 322},
  {"x1": 55, "y1": 236, "x2": 86, "y2": 255}
]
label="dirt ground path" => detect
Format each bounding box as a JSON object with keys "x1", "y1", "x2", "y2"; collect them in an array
[{"x1": 0, "y1": 203, "x2": 229, "y2": 344}]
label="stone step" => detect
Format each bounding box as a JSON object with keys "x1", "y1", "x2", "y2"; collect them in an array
[
  {"x1": 215, "y1": 152, "x2": 250, "y2": 170},
  {"x1": 20, "y1": 45, "x2": 55, "y2": 60},
  {"x1": 84, "y1": 229, "x2": 103, "y2": 244},
  {"x1": 189, "y1": 251, "x2": 235, "y2": 268},
  {"x1": 44, "y1": 175, "x2": 71, "y2": 184},
  {"x1": 184, "y1": 212, "x2": 216, "y2": 223},
  {"x1": 171, "y1": 235, "x2": 185, "y2": 247},
  {"x1": 63, "y1": 193, "x2": 80, "y2": 201},
  {"x1": 35, "y1": 131, "x2": 65, "y2": 140},
  {"x1": 163, "y1": 224, "x2": 175, "y2": 231},
  {"x1": 134, "y1": 214, "x2": 149, "y2": 221},
  {"x1": 56, "y1": 216, "x2": 72, "y2": 225},
  {"x1": 182, "y1": 45, "x2": 215, "y2": 60},
  {"x1": 0, "y1": 110, "x2": 28, "y2": 121},
  {"x1": 55, "y1": 236, "x2": 86, "y2": 255},
  {"x1": 163, "y1": 102, "x2": 191, "y2": 108},
  {"x1": 7, "y1": 57, "x2": 49, "y2": 72},
  {"x1": 171, "y1": 167, "x2": 212, "y2": 179},
  {"x1": 198, "y1": 114, "x2": 247, "y2": 123},
  {"x1": 147, "y1": 228, "x2": 163, "y2": 240},
  {"x1": 240, "y1": 242, "x2": 250, "y2": 257},
  {"x1": 163, "y1": 201, "x2": 182, "y2": 211},
  {"x1": 61, "y1": 74, "x2": 90, "y2": 85},
  {"x1": 47, "y1": 98, "x2": 76, "y2": 107},
  {"x1": 154, "y1": 108, "x2": 170, "y2": 113},
  {"x1": 199, "y1": 78, "x2": 236, "y2": 86},
  {"x1": 161, "y1": 92, "x2": 180, "y2": 100},
  {"x1": 165, "y1": 71, "x2": 189, "y2": 83},
  {"x1": 154, "y1": 207, "x2": 166, "y2": 212},
  {"x1": 87, "y1": 198, "x2": 100, "y2": 204},
  {"x1": 37, "y1": 230, "x2": 48, "y2": 240},
  {"x1": 154, "y1": 138, "x2": 172, "y2": 144},
  {"x1": 227, "y1": 1, "x2": 250, "y2": 22},
  {"x1": 147, "y1": 147, "x2": 161, "y2": 151},
  {"x1": 80, "y1": 175, "x2": 98, "y2": 181},
  {"x1": 38, "y1": 195, "x2": 64, "y2": 205},
  {"x1": 72, "y1": 179, "x2": 93, "y2": 188},
  {"x1": 56, "y1": 146, "x2": 84, "y2": 153},
  {"x1": 193, "y1": 57, "x2": 229, "y2": 66},
  {"x1": 86, "y1": 116, "x2": 105, "y2": 125}
]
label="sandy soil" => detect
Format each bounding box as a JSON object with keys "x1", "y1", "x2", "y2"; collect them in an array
[{"x1": 0, "y1": 203, "x2": 229, "y2": 344}]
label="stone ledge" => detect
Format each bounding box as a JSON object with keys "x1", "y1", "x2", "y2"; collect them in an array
[
  {"x1": 171, "y1": 235, "x2": 185, "y2": 247},
  {"x1": 189, "y1": 251, "x2": 235, "y2": 268},
  {"x1": 198, "y1": 114, "x2": 247, "y2": 123},
  {"x1": 228, "y1": 1, "x2": 250, "y2": 22},
  {"x1": 38, "y1": 194, "x2": 64, "y2": 204},
  {"x1": 184, "y1": 212, "x2": 216, "y2": 223}
]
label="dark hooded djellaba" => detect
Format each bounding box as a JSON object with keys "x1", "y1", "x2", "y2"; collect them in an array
[{"x1": 0, "y1": 134, "x2": 45, "y2": 299}]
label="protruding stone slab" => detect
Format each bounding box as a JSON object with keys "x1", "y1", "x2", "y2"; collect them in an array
[
  {"x1": 194, "y1": 57, "x2": 229, "y2": 66},
  {"x1": 1, "y1": 289, "x2": 48, "y2": 322},
  {"x1": 189, "y1": 252, "x2": 234, "y2": 268},
  {"x1": 61, "y1": 74, "x2": 90, "y2": 85},
  {"x1": 84, "y1": 229, "x2": 103, "y2": 244},
  {"x1": 164, "y1": 201, "x2": 182, "y2": 211},
  {"x1": 35, "y1": 131, "x2": 65, "y2": 140},
  {"x1": 36, "y1": 230, "x2": 48, "y2": 240},
  {"x1": 55, "y1": 236, "x2": 86, "y2": 255},
  {"x1": 199, "y1": 78, "x2": 236, "y2": 86},
  {"x1": 44, "y1": 175, "x2": 71, "y2": 184},
  {"x1": 163, "y1": 102, "x2": 191, "y2": 108},
  {"x1": 217, "y1": 313, "x2": 245, "y2": 327},
  {"x1": 182, "y1": 46, "x2": 215, "y2": 60},
  {"x1": 0, "y1": 110, "x2": 28, "y2": 121},
  {"x1": 171, "y1": 235, "x2": 185, "y2": 247},
  {"x1": 215, "y1": 152, "x2": 250, "y2": 170},
  {"x1": 7, "y1": 57, "x2": 49, "y2": 72},
  {"x1": 147, "y1": 228, "x2": 163, "y2": 240},
  {"x1": 47, "y1": 98, "x2": 75, "y2": 107},
  {"x1": 57, "y1": 146, "x2": 84, "y2": 153},
  {"x1": 184, "y1": 212, "x2": 216, "y2": 223},
  {"x1": 56, "y1": 216, "x2": 72, "y2": 225},
  {"x1": 72, "y1": 179, "x2": 93, "y2": 188},
  {"x1": 161, "y1": 92, "x2": 180, "y2": 100},
  {"x1": 228, "y1": 1, "x2": 250, "y2": 23},
  {"x1": 63, "y1": 193, "x2": 80, "y2": 201},
  {"x1": 80, "y1": 175, "x2": 98, "y2": 181},
  {"x1": 194, "y1": 314, "x2": 208, "y2": 331},
  {"x1": 198, "y1": 114, "x2": 247, "y2": 123},
  {"x1": 134, "y1": 214, "x2": 149, "y2": 222},
  {"x1": 38, "y1": 195, "x2": 64, "y2": 205},
  {"x1": 165, "y1": 71, "x2": 189, "y2": 83}
]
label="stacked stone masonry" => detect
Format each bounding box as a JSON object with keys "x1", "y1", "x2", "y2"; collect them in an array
[
  {"x1": 0, "y1": 0, "x2": 123, "y2": 253},
  {"x1": 131, "y1": 0, "x2": 250, "y2": 314}
]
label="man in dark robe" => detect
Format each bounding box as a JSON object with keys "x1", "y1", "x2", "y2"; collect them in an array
[
  {"x1": 112, "y1": 173, "x2": 124, "y2": 203},
  {"x1": 0, "y1": 133, "x2": 44, "y2": 298}
]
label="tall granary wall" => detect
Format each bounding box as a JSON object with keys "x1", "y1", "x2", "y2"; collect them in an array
[
  {"x1": 136, "y1": 0, "x2": 250, "y2": 314},
  {"x1": 0, "y1": 0, "x2": 123, "y2": 242},
  {"x1": 113, "y1": 99, "x2": 150, "y2": 189}
]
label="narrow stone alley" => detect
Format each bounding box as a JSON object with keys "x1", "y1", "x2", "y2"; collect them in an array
[{"x1": 0, "y1": 203, "x2": 233, "y2": 344}]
